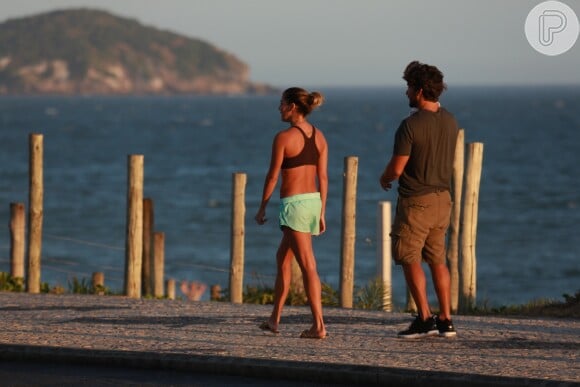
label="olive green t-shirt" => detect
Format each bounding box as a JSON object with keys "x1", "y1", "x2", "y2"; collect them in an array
[{"x1": 393, "y1": 108, "x2": 459, "y2": 197}]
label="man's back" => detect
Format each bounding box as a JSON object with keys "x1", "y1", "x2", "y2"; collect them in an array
[{"x1": 394, "y1": 108, "x2": 458, "y2": 197}]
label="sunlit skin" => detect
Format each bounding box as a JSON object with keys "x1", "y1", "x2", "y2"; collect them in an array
[
  {"x1": 255, "y1": 97, "x2": 328, "y2": 338},
  {"x1": 379, "y1": 85, "x2": 452, "y2": 322}
]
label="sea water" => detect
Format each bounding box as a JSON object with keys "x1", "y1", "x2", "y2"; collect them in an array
[{"x1": 0, "y1": 86, "x2": 578, "y2": 306}]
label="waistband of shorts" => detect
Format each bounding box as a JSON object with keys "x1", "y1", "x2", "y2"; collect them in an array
[
  {"x1": 280, "y1": 192, "x2": 321, "y2": 204},
  {"x1": 400, "y1": 189, "x2": 450, "y2": 199}
]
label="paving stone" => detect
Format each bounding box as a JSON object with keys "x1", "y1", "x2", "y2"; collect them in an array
[{"x1": 0, "y1": 293, "x2": 578, "y2": 386}]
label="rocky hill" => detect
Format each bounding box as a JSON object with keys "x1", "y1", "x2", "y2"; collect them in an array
[{"x1": 0, "y1": 9, "x2": 274, "y2": 95}]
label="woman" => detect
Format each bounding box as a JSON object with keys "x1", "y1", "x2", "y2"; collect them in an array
[{"x1": 255, "y1": 87, "x2": 328, "y2": 339}]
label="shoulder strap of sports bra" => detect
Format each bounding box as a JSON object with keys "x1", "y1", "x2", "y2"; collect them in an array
[{"x1": 293, "y1": 125, "x2": 315, "y2": 139}]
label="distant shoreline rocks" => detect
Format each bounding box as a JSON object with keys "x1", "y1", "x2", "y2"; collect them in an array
[{"x1": 0, "y1": 9, "x2": 277, "y2": 96}]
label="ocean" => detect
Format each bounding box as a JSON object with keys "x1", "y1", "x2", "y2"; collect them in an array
[{"x1": 0, "y1": 86, "x2": 578, "y2": 307}]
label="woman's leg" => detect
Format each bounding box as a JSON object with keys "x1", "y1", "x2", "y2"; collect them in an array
[
  {"x1": 288, "y1": 228, "x2": 326, "y2": 337},
  {"x1": 267, "y1": 231, "x2": 294, "y2": 331}
]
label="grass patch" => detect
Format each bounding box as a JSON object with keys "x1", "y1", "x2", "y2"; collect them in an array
[
  {"x1": 0, "y1": 272, "x2": 112, "y2": 296},
  {"x1": 1, "y1": 271, "x2": 577, "y2": 318},
  {"x1": 468, "y1": 291, "x2": 580, "y2": 318},
  {"x1": 0, "y1": 272, "x2": 24, "y2": 292}
]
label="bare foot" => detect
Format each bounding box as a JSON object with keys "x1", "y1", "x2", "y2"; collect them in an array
[
  {"x1": 299, "y1": 328, "x2": 327, "y2": 339},
  {"x1": 258, "y1": 320, "x2": 279, "y2": 334}
]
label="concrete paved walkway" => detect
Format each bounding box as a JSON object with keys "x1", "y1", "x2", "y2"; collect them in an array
[{"x1": 0, "y1": 293, "x2": 578, "y2": 386}]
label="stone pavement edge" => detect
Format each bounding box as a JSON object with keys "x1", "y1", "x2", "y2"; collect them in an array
[{"x1": 0, "y1": 293, "x2": 578, "y2": 386}]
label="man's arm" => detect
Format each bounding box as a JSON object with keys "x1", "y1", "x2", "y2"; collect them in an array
[{"x1": 379, "y1": 154, "x2": 409, "y2": 191}]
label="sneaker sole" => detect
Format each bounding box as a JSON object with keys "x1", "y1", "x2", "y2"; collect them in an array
[
  {"x1": 397, "y1": 330, "x2": 439, "y2": 339},
  {"x1": 438, "y1": 331, "x2": 457, "y2": 338}
]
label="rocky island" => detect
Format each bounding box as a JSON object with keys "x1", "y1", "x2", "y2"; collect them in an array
[{"x1": 0, "y1": 8, "x2": 274, "y2": 95}]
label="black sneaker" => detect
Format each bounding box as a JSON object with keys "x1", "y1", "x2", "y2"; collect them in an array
[
  {"x1": 436, "y1": 317, "x2": 457, "y2": 337},
  {"x1": 397, "y1": 315, "x2": 438, "y2": 339}
]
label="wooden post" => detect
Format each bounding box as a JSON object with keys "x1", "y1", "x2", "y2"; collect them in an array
[
  {"x1": 406, "y1": 289, "x2": 417, "y2": 313},
  {"x1": 92, "y1": 272, "x2": 105, "y2": 295},
  {"x1": 166, "y1": 279, "x2": 175, "y2": 300},
  {"x1": 460, "y1": 142, "x2": 484, "y2": 312},
  {"x1": 210, "y1": 284, "x2": 222, "y2": 301},
  {"x1": 340, "y1": 156, "x2": 358, "y2": 308},
  {"x1": 229, "y1": 172, "x2": 246, "y2": 304},
  {"x1": 10, "y1": 203, "x2": 26, "y2": 280},
  {"x1": 290, "y1": 257, "x2": 304, "y2": 297},
  {"x1": 124, "y1": 154, "x2": 144, "y2": 299},
  {"x1": 153, "y1": 231, "x2": 165, "y2": 298},
  {"x1": 377, "y1": 201, "x2": 392, "y2": 312},
  {"x1": 27, "y1": 134, "x2": 43, "y2": 294},
  {"x1": 142, "y1": 198, "x2": 154, "y2": 296},
  {"x1": 447, "y1": 129, "x2": 465, "y2": 313}
]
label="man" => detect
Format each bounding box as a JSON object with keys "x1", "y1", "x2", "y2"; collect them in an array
[{"x1": 380, "y1": 61, "x2": 459, "y2": 338}]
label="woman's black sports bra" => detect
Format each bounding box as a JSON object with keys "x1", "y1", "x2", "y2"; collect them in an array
[{"x1": 281, "y1": 126, "x2": 319, "y2": 169}]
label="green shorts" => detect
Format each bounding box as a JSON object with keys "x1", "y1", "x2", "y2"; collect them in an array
[{"x1": 279, "y1": 192, "x2": 322, "y2": 235}]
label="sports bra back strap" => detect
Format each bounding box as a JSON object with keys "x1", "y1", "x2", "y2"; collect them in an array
[{"x1": 293, "y1": 125, "x2": 315, "y2": 138}]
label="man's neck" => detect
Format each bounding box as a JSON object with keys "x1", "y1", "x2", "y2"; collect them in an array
[{"x1": 419, "y1": 100, "x2": 440, "y2": 112}]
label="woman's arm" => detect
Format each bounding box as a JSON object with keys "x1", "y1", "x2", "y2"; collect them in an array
[
  {"x1": 255, "y1": 132, "x2": 285, "y2": 224},
  {"x1": 317, "y1": 131, "x2": 328, "y2": 233}
]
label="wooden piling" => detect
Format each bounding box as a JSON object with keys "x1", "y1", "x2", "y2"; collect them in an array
[
  {"x1": 229, "y1": 172, "x2": 246, "y2": 304},
  {"x1": 153, "y1": 231, "x2": 165, "y2": 298},
  {"x1": 27, "y1": 134, "x2": 43, "y2": 294},
  {"x1": 92, "y1": 272, "x2": 105, "y2": 295},
  {"x1": 210, "y1": 285, "x2": 222, "y2": 301},
  {"x1": 142, "y1": 198, "x2": 154, "y2": 296},
  {"x1": 376, "y1": 201, "x2": 392, "y2": 312},
  {"x1": 290, "y1": 257, "x2": 304, "y2": 298},
  {"x1": 124, "y1": 154, "x2": 144, "y2": 299},
  {"x1": 406, "y1": 289, "x2": 417, "y2": 313},
  {"x1": 166, "y1": 279, "x2": 175, "y2": 300},
  {"x1": 448, "y1": 129, "x2": 465, "y2": 313},
  {"x1": 10, "y1": 203, "x2": 26, "y2": 280},
  {"x1": 339, "y1": 156, "x2": 358, "y2": 308},
  {"x1": 460, "y1": 142, "x2": 484, "y2": 312}
]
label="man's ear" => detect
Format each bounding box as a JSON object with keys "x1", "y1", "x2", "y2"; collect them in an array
[{"x1": 415, "y1": 88, "x2": 425, "y2": 103}]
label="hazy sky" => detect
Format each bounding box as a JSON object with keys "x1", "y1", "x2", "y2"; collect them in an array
[{"x1": 2, "y1": 0, "x2": 579, "y2": 87}]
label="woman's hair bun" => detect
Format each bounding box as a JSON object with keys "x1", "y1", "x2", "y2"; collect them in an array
[
  {"x1": 308, "y1": 92, "x2": 324, "y2": 109},
  {"x1": 283, "y1": 87, "x2": 324, "y2": 115}
]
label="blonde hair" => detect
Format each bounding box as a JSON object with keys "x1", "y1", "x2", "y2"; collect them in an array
[{"x1": 282, "y1": 87, "x2": 324, "y2": 116}]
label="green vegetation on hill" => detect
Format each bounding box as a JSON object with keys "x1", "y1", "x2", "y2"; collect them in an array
[{"x1": 0, "y1": 8, "x2": 273, "y2": 94}]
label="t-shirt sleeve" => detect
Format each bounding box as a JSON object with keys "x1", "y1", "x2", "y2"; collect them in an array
[{"x1": 393, "y1": 119, "x2": 412, "y2": 156}]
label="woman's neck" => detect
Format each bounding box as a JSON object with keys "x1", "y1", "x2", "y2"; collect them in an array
[{"x1": 290, "y1": 116, "x2": 307, "y2": 127}]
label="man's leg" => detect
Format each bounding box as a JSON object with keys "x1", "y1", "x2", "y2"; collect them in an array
[
  {"x1": 430, "y1": 262, "x2": 452, "y2": 321},
  {"x1": 424, "y1": 191, "x2": 453, "y2": 322},
  {"x1": 402, "y1": 261, "x2": 432, "y2": 320},
  {"x1": 429, "y1": 261, "x2": 457, "y2": 336}
]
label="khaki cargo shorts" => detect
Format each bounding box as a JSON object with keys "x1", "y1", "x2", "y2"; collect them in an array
[{"x1": 391, "y1": 191, "x2": 452, "y2": 265}]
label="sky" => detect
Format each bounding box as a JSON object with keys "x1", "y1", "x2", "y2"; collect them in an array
[{"x1": 1, "y1": 0, "x2": 579, "y2": 87}]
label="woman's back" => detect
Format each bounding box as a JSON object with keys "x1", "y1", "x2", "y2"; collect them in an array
[{"x1": 279, "y1": 126, "x2": 327, "y2": 198}]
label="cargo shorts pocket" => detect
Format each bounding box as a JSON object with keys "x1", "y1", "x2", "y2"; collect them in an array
[{"x1": 390, "y1": 223, "x2": 423, "y2": 265}]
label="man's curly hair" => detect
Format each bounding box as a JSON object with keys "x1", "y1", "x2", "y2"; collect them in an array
[{"x1": 403, "y1": 61, "x2": 447, "y2": 102}]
